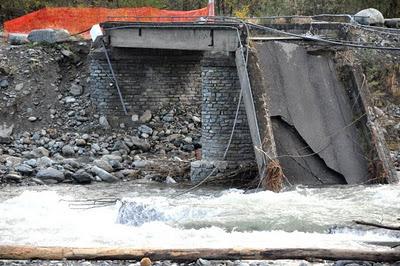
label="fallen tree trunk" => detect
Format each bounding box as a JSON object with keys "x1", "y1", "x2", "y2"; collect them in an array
[
  {"x1": 354, "y1": 220, "x2": 400, "y2": 231},
  {"x1": 0, "y1": 246, "x2": 399, "y2": 262}
]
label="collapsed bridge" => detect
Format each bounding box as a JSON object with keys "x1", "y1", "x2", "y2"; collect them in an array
[{"x1": 89, "y1": 18, "x2": 397, "y2": 190}]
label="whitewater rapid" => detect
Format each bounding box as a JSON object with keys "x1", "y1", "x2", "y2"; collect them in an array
[{"x1": 0, "y1": 182, "x2": 399, "y2": 250}]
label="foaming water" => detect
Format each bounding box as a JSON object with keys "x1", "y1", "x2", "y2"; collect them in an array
[{"x1": 0, "y1": 182, "x2": 399, "y2": 249}]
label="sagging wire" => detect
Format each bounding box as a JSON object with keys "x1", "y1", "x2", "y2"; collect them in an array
[
  {"x1": 352, "y1": 24, "x2": 400, "y2": 36},
  {"x1": 101, "y1": 40, "x2": 128, "y2": 115},
  {"x1": 246, "y1": 22, "x2": 400, "y2": 51}
]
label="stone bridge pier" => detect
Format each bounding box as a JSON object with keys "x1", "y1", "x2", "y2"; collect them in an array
[
  {"x1": 89, "y1": 22, "x2": 257, "y2": 181},
  {"x1": 191, "y1": 52, "x2": 255, "y2": 181}
]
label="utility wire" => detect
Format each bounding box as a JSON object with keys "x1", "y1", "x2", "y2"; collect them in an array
[{"x1": 246, "y1": 22, "x2": 400, "y2": 51}]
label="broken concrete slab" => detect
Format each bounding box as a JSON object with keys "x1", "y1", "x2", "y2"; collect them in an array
[{"x1": 250, "y1": 41, "x2": 396, "y2": 185}]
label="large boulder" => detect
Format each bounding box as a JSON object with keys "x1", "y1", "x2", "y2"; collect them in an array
[
  {"x1": 36, "y1": 167, "x2": 65, "y2": 183},
  {"x1": 117, "y1": 201, "x2": 165, "y2": 226},
  {"x1": 90, "y1": 166, "x2": 119, "y2": 183},
  {"x1": 15, "y1": 164, "x2": 34, "y2": 175},
  {"x1": 93, "y1": 159, "x2": 113, "y2": 172},
  {"x1": 28, "y1": 29, "x2": 70, "y2": 44},
  {"x1": 354, "y1": 8, "x2": 384, "y2": 26},
  {"x1": 72, "y1": 169, "x2": 93, "y2": 184}
]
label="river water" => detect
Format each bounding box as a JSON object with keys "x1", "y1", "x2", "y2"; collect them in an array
[{"x1": 0, "y1": 181, "x2": 399, "y2": 251}]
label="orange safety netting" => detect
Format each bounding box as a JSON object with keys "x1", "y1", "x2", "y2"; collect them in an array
[{"x1": 4, "y1": 6, "x2": 211, "y2": 37}]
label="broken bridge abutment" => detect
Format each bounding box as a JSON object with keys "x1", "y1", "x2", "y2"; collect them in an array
[
  {"x1": 89, "y1": 44, "x2": 257, "y2": 182},
  {"x1": 89, "y1": 22, "x2": 397, "y2": 187}
]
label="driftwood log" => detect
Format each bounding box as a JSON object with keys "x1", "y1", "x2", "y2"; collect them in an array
[
  {"x1": 0, "y1": 246, "x2": 399, "y2": 262},
  {"x1": 354, "y1": 220, "x2": 400, "y2": 231}
]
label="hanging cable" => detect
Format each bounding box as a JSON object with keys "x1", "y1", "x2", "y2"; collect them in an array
[{"x1": 101, "y1": 40, "x2": 128, "y2": 115}]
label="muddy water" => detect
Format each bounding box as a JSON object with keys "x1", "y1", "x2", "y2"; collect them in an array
[{"x1": 0, "y1": 181, "x2": 399, "y2": 250}]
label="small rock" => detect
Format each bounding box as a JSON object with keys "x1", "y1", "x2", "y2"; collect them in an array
[
  {"x1": 61, "y1": 49, "x2": 74, "y2": 58},
  {"x1": 15, "y1": 164, "x2": 34, "y2": 175},
  {"x1": 183, "y1": 136, "x2": 192, "y2": 144},
  {"x1": 32, "y1": 147, "x2": 50, "y2": 158},
  {"x1": 165, "y1": 176, "x2": 177, "y2": 184},
  {"x1": 131, "y1": 136, "x2": 151, "y2": 151},
  {"x1": 31, "y1": 177, "x2": 45, "y2": 185},
  {"x1": 0, "y1": 79, "x2": 9, "y2": 89},
  {"x1": 91, "y1": 143, "x2": 101, "y2": 151},
  {"x1": 91, "y1": 166, "x2": 119, "y2": 183},
  {"x1": 65, "y1": 96, "x2": 76, "y2": 103},
  {"x1": 15, "y1": 83, "x2": 24, "y2": 91},
  {"x1": 8, "y1": 33, "x2": 29, "y2": 45},
  {"x1": 166, "y1": 134, "x2": 180, "y2": 142},
  {"x1": 182, "y1": 144, "x2": 195, "y2": 152},
  {"x1": 62, "y1": 145, "x2": 75, "y2": 157},
  {"x1": 75, "y1": 138, "x2": 86, "y2": 146},
  {"x1": 0, "y1": 123, "x2": 13, "y2": 144},
  {"x1": 141, "y1": 257, "x2": 152, "y2": 266},
  {"x1": 131, "y1": 114, "x2": 139, "y2": 122},
  {"x1": 93, "y1": 159, "x2": 114, "y2": 172},
  {"x1": 63, "y1": 158, "x2": 81, "y2": 169},
  {"x1": 5, "y1": 173, "x2": 23, "y2": 183},
  {"x1": 72, "y1": 169, "x2": 93, "y2": 184},
  {"x1": 36, "y1": 156, "x2": 54, "y2": 168},
  {"x1": 28, "y1": 116, "x2": 37, "y2": 122},
  {"x1": 36, "y1": 167, "x2": 65, "y2": 182},
  {"x1": 138, "y1": 125, "x2": 153, "y2": 135},
  {"x1": 192, "y1": 116, "x2": 201, "y2": 123},
  {"x1": 140, "y1": 110, "x2": 152, "y2": 123},
  {"x1": 113, "y1": 140, "x2": 130, "y2": 152},
  {"x1": 69, "y1": 83, "x2": 84, "y2": 96},
  {"x1": 196, "y1": 258, "x2": 210, "y2": 266},
  {"x1": 24, "y1": 159, "x2": 37, "y2": 168},
  {"x1": 99, "y1": 116, "x2": 111, "y2": 129},
  {"x1": 162, "y1": 114, "x2": 174, "y2": 122}
]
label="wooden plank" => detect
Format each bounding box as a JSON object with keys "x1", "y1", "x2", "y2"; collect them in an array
[{"x1": 0, "y1": 246, "x2": 399, "y2": 262}]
